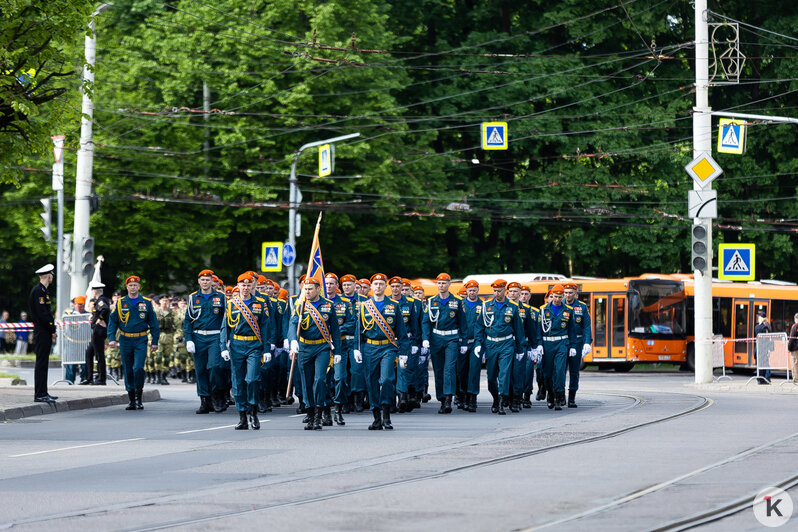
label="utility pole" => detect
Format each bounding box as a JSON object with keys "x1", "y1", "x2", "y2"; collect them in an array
[
  {"x1": 693, "y1": 0, "x2": 714, "y2": 384},
  {"x1": 51, "y1": 136, "x2": 70, "y2": 318},
  {"x1": 288, "y1": 132, "x2": 360, "y2": 294},
  {"x1": 203, "y1": 81, "x2": 210, "y2": 177},
  {"x1": 72, "y1": 3, "x2": 112, "y2": 298}
]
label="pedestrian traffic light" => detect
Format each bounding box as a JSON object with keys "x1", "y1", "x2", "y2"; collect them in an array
[
  {"x1": 81, "y1": 236, "x2": 94, "y2": 278},
  {"x1": 691, "y1": 223, "x2": 709, "y2": 273},
  {"x1": 40, "y1": 198, "x2": 52, "y2": 242}
]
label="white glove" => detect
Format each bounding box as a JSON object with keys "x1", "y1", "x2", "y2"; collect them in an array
[
  {"x1": 582, "y1": 344, "x2": 592, "y2": 358},
  {"x1": 354, "y1": 349, "x2": 362, "y2": 363},
  {"x1": 535, "y1": 346, "x2": 544, "y2": 359},
  {"x1": 515, "y1": 352, "x2": 524, "y2": 361},
  {"x1": 334, "y1": 354, "x2": 341, "y2": 364},
  {"x1": 290, "y1": 340, "x2": 299, "y2": 353},
  {"x1": 262, "y1": 352, "x2": 271, "y2": 364},
  {"x1": 474, "y1": 345, "x2": 482, "y2": 358},
  {"x1": 420, "y1": 347, "x2": 429, "y2": 356},
  {"x1": 221, "y1": 350, "x2": 230, "y2": 361},
  {"x1": 460, "y1": 346, "x2": 467, "y2": 354},
  {"x1": 399, "y1": 355, "x2": 408, "y2": 368},
  {"x1": 283, "y1": 339, "x2": 289, "y2": 350},
  {"x1": 527, "y1": 349, "x2": 534, "y2": 361},
  {"x1": 411, "y1": 345, "x2": 419, "y2": 355},
  {"x1": 271, "y1": 344, "x2": 276, "y2": 352},
  {"x1": 185, "y1": 341, "x2": 196, "y2": 354},
  {"x1": 422, "y1": 339, "x2": 430, "y2": 349},
  {"x1": 569, "y1": 348, "x2": 577, "y2": 358},
  {"x1": 275, "y1": 348, "x2": 284, "y2": 355},
  {"x1": 419, "y1": 355, "x2": 427, "y2": 365}
]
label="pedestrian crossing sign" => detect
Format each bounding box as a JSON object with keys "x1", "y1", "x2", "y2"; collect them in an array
[
  {"x1": 482, "y1": 122, "x2": 508, "y2": 150},
  {"x1": 718, "y1": 243, "x2": 755, "y2": 281},
  {"x1": 717, "y1": 118, "x2": 746, "y2": 155},
  {"x1": 261, "y1": 241, "x2": 283, "y2": 272},
  {"x1": 319, "y1": 144, "x2": 333, "y2": 177}
]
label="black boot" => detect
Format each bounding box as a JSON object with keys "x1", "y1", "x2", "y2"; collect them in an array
[
  {"x1": 302, "y1": 406, "x2": 314, "y2": 425},
  {"x1": 470, "y1": 394, "x2": 478, "y2": 412},
  {"x1": 523, "y1": 392, "x2": 532, "y2": 408},
  {"x1": 491, "y1": 394, "x2": 499, "y2": 414},
  {"x1": 195, "y1": 396, "x2": 210, "y2": 414},
  {"x1": 498, "y1": 396, "x2": 507, "y2": 415},
  {"x1": 568, "y1": 389, "x2": 578, "y2": 408},
  {"x1": 235, "y1": 411, "x2": 248, "y2": 430},
  {"x1": 334, "y1": 404, "x2": 345, "y2": 426},
  {"x1": 125, "y1": 390, "x2": 136, "y2": 410},
  {"x1": 536, "y1": 387, "x2": 546, "y2": 401},
  {"x1": 249, "y1": 405, "x2": 260, "y2": 430},
  {"x1": 510, "y1": 396, "x2": 520, "y2": 413},
  {"x1": 270, "y1": 390, "x2": 281, "y2": 408},
  {"x1": 354, "y1": 392, "x2": 364, "y2": 413},
  {"x1": 398, "y1": 392, "x2": 408, "y2": 413},
  {"x1": 135, "y1": 389, "x2": 144, "y2": 410},
  {"x1": 408, "y1": 387, "x2": 420, "y2": 410},
  {"x1": 322, "y1": 405, "x2": 333, "y2": 426},
  {"x1": 227, "y1": 390, "x2": 235, "y2": 406},
  {"x1": 181, "y1": 370, "x2": 188, "y2": 383},
  {"x1": 341, "y1": 399, "x2": 350, "y2": 414},
  {"x1": 188, "y1": 370, "x2": 196, "y2": 384},
  {"x1": 547, "y1": 388, "x2": 555, "y2": 410},
  {"x1": 368, "y1": 408, "x2": 383, "y2": 430},
  {"x1": 554, "y1": 392, "x2": 563, "y2": 411},
  {"x1": 444, "y1": 395, "x2": 453, "y2": 414},
  {"x1": 382, "y1": 405, "x2": 393, "y2": 430},
  {"x1": 145, "y1": 372, "x2": 152, "y2": 384},
  {"x1": 313, "y1": 407, "x2": 323, "y2": 430},
  {"x1": 159, "y1": 371, "x2": 170, "y2": 385},
  {"x1": 454, "y1": 393, "x2": 463, "y2": 409},
  {"x1": 438, "y1": 399, "x2": 447, "y2": 414}
]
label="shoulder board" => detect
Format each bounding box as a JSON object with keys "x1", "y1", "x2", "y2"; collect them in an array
[
  {"x1": 389, "y1": 297, "x2": 399, "y2": 304},
  {"x1": 189, "y1": 291, "x2": 199, "y2": 298},
  {"x1": 522, "y1": 302, "x2": 531, "y2": 309},
  {"x1": 508, "y1": 300, "x2": 519, "y2": 306},
  {"x1": 254, "y1": 295, "x2": 266, "y2": 303},
  {"x1": 565, "y1": 304, "x2": 574, "y2": 310},
  {"x1": 340, "y1": 296, "x2": 351, "y2": 303},
  {"x1": 269, "y1": 296, "x2": 278, "y2": 302},
  {"x1": 407, "y1": 296, "x2": 415, "y2": 302},
  {"x1": 320, "y1": 296, "x2": 333, "y2": 304},
  {"x1": 452, "y1": 294, "x2": 463, "y2": 300},
  {"x1": 143, "y1": 296, "x2": 152, "y2": 302}
]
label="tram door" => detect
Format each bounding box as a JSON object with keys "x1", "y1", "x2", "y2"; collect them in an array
[
  {"x1": 732, "y1": 299, "x2": 770, "y2": 366},
  {"x1": 591, "y1": 295, "x2": 608, "y2": 359},
  {"x1": 609, "y1": 295, "x2": 627, "y2": 359}
]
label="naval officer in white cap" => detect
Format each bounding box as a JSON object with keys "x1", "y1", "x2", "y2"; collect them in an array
[{"x1": 28, "y1": 264, "x2": 58, "y2": 403}]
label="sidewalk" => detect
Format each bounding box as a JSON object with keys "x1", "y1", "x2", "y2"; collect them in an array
[
  {"x1": 0, "y1": 385, "x2": 161, "y2": 421},
  {"x1": 688, "y1": 376, "x2": 798, "y2": 394}
]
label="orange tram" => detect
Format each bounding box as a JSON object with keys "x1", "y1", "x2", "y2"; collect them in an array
[{"x1": 411, "y1": 274, "x2": 798, "y2": 372}]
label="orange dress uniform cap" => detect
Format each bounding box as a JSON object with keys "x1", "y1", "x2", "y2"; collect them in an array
[
  {"x1": 491, "y1": 279, "x2": 507, "y2": 288},
  {"x1": 256, "y1": 275, "x2": 267, "y2": 284},
  {"x1": 125, "y1": 275, "x2": 140, "y2": 285},
  {"x1": 340, "y1": 274, "x2": 357, "y2": 283},
  {"x1": 521, "y1": 285, "x2": 531, "y2": 292},
  {"x1": 402, "y1": 278, "x2": 412, "y2": 286},
  {"x1": 412, "y1": 285, "x2": 422, "y2": 291},
  {"x1": 74, "y1": 295, "x2": 86, "y2": 305},
  {"x1": 304, "y1": 277, "x2": 321, "y2": 287},
  {"x1": 278, "y1": 289, "x2": 288, "y2": 300},
  {"x1": 237, "y1": 273, "x2": 253, "y2": 283},
  {"x1": 562, "y1": 282, "x2": 578, "y2": 291},
  {"x1": 551, "y1": 284, "x2": 565, "y2": 294},
  {"x1": 225, "y1": 286, "x2": 234, "y2": 294},
  {"x1": 270, "y1": 280, "x2": 280, "y2": 290},
  {"x1": 507, "y1": 282, "x2": 521, "y2": 290},
  {"x1": 458, "y1": 287, "x2": 467, "y2": 296},
  {"x1": 464, "y1": 280, "x2": 479, "y2": 289},
  {"x1": 370, "y1": 273, "x2": 387, "y2": 283},
  {"x1": 212, "y1": 274, "x2": 221, "y2": 283},
  {"x1": 358, "y1": 278, "x2": 370, "y2": 285},
  {"x1": 197, "y1": 269, "x2": 214, "y2": 278},
  {"x1": 325, "y1": 272, "x2": 339, "y2": 282},
  {"x1": 436, "y1": 273, "x2": 451, "y2": 281},
  {"x1": 388, "y1": 276, "x2": 403, "y2": 285},
  {"x1": 298, "y1": 274, "x2": 307, "y2": 283}
]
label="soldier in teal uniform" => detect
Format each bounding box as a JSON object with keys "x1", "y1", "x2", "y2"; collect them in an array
[
  {"x1": 474, "y1": 279, "x2": 525, "y2": 415},
  {"x1": 289, "y1": 277, "x2": 341, "y2": 430},
  {"x1": 108, "y1": 275, "x2": 160, "y2": 411},
  {"x1": 505, "y1": 282, "x2": 528, "y2": 412},
  {"x1": 325, "y1": 273, "x2": 354, "y2": 425},
  {"x1": 520, "y1": 285, "x2": 543, "y2": 408},
  {"x1": 563, "y1": 282, "x2": 592, "y2": 408},
  {"x1": 183, "y1": 269, "x2": 226, "y2": 414},
  {"x1": 353, "y1": 273, "x2": 408, "y2": 430},
  {"x1": 461, "y1": 280, "x2": 482, "y2": 412},
  {"x1": 255, "y1": 275, "x2": 278, "y2": 413},
  {"x1": 219, "y1": 273, "x2": 273, "y2": 430},
  {"x1": 390, "y1": 276, "x2": 420, "y2": 414},
  {"x1": 539, "y1": 284, "x2": 579, "y2": 411},
  {"x1": 421, "y1": 273, "x2": 467, "y2": 414},
  {"x1": 340, "y1": 274, "x2": 364, "y2": 412},
  {"x1": 402, "y1": 279, "x2": 424, "y2": 410}
]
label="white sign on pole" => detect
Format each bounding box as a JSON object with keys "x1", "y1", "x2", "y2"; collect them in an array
[{"x1": 688, "y1": 189, "x2": 717, "y2": 218}]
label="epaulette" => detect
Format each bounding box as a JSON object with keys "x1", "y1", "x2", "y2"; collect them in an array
[
  {"x1": 389, "y1": 297, "x2": 399, "y2": 304},
  {"x1": 340, "y1": 296, "x2": 351, "y2": 303},
  {"x1": 522, "y1": 302, "x2": 531, "y2": 308},
  {"x1": 143, "y1": 296, "x2": 152, "y2": 302},
  {"x1": 321, "y1": 296, "x2": 333, "y2": 304},
  {"x1": 508, "y1": 300, "x2": 519, "y2": 306},
  {"x1": 254, "y1": 295, "x2": 266, "y2": 303},
  {"x1": 452, "y1": 293, "x2": 463, "y2": 300},
  {"x1": 539, "y1": 305, "x2": 546, "y2": 311},
  {"x1": 565, "y1": 303, "x2": 574, "y2": 310},
  {"x1": 269, "y1": 296, "x2": 278, "y2": 302},
  {"x1": 189, "y1": 290, "x2": 199, "y2": 298},
  {"x1": 407, "y1": 296, "x2": 415, "y2": 302}
]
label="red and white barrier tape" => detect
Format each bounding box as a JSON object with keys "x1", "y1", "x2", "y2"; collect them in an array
[{"x1": 0, "y1": 321, "x2": 91, "y2": 330}]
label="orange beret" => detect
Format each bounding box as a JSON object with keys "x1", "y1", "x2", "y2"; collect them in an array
[
  {"x1": 436, "y1": 273, "x2": 451, "y2": 281},
  {"x1": 562, "y1": 282, "x2": 578, "y2": 290},
  {"x1": 551, "y1": 284, "x2": 564, "y2": 294},
  {"x1": 270, "y1": 280, "x2": 280, "y2": 289},
  {"x1": 278, "y1": 288, "x2": 288, "y2": 300},
  {"x1": 325, "y1": 272, "x2": 338, "y2": 282},
  {"x1": 232, "y1": 286, "x2": 240, "y2": 293},
  {"x1": 256, "y1": 275, "x2": 267, "y2": 284},
  {"x1": 125, "y1": 275, "x2": 140, "y2": 285},
  {"x1": 298, "y1": 274, "x2": 306, "y2": 283},
  {"x1": 358, "y1": 278, "x2": 370, "y2": 285},
  {"x1": 412, "y1": 285, "x2": 422, "y2": 291},
  {"x1": 212, "y1": 275, "x2": 221, "y2": 283},
  {"x1": 507, "y1": 282, "x2": 521, "y2": 290},
  {"x1": 237, "y1": 273, "x2": 253, "y2": 283},
  {"x1": 370, "y1": 273, "x2": 387, "y2": 283},
  {"x1": 74, "y1": 296, "x2": 86, "y2": 304},
  {"x1": 225, "y1": 286, "x2": 234, "y2": 295},
  {"x1": 198, "y1": 269, "x2": 214, "y2": 278},
  {"x1": 521, "y1": 285, "x2": 531, "y2": 292},
  {"x1": 491, "y1": 279, "x2": 507, "y2": 288},
  {"x1": 388, "y1": 276, "x2": 403, "y2": 285},
  {"x1": 458, "y1": 287, "x2": 467, "y2": 295},
  {"x1": 464, "y1": 280, "x2": 479, "y2": 289},
  {"x1": 304, "y1": 277, "x2": 321, "y2": 286},
  {"x1": 340, "y1": 274, "x2": 357, "y2": 283},
  {"x1": 402, "y1": 278, "x2": 412, "y2": 287}
]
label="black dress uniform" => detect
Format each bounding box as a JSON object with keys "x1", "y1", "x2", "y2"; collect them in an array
[
  {"x1": 87, "y1": 286, "x2": 111, "y2": 384},
  {"x1": 28, "y1": 264, "x2": 57, "y2": 402}
]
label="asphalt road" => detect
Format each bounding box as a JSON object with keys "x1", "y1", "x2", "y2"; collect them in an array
[{"x1": 1, "y1": 372, "x2": 796, "y2": 531}]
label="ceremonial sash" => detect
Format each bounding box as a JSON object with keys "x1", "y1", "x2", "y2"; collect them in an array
[
  {"x1": 364, "y1": 299, "x2": 398, "y2": 348},
  {"x1": 304, "y1": 301, "x2": 333, "y2": 349},
  {"x1": 231, "y1": 296, "x2": 262, "y2": 345}
]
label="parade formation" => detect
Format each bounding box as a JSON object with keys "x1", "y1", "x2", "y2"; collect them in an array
[{"x1": 86, "y1": 268, "x2": 594, "y2": 431}]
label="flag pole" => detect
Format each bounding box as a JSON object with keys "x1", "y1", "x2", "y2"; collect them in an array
[{"x1": 286, "y1": 212, "x2": 323, "y2": 398}]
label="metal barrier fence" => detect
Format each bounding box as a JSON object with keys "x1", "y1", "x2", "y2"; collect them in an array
[
  {"x1": 51, "y1": 313, "x2": 92, "y2": 385},
  {"x1": 747, "y1": 332, "x2": 792, "y2": 386},
  {"x1": 711, "y1": 335, "x2": 731, "y2": 381}
]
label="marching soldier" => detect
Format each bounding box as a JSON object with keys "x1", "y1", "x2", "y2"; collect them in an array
[
  {"x1": 85, "y1": 281, "x2": 111, "y2": 385},
  {"x1": 354, "y1": 273, "x2": 408, "y2": 430},
  {"x1": 325, "y1": 273, "x2": 353, "y2": 425},
  {"x1": 535, "y1": 289, "x2": 554, "y2": 401},
  {"x1": 539, "y1": 284, "x2": 579, "y2": 411},
  {"x1": 183, "y1": 269, "x2": 226, "y2": 414},
  {"x1": 219, "y1": 273, "x2": 273, "y2": 430},
  {"x1": 154, "y1": 296, "x2": 175, "y2": 385},
  {"x1": 357, "y1": 278, "x2": 371, "y2": 298},
  {"x1": 402, "y1": 279, "x2": 424, "y2": 409},
  {"x1": 563, "y1": 282, "x2": 592, "y2": 408},
  {"x1": 389, "y1": 276, "x2": 420, "y2": 413},
  {"x1": 255, "y1": 275, "x2": 277, "y2": 413},
  {"x1": 460, "y1": 280, "x2": 481, "y2": 412},
  {"x1": 289, "y1": 277, "x2": 341, "y2": 430},
  {"x1": 340, "y1": 274, "x2": 366, "y2": 412},
  {"x1": 421, "y1": 273, "x2": 467, "y2": 414},
  {"x1": 505, "y1": 282, "x2": 528, "y2": 412},
  {"x1": 474, "y1": 280, "x2": 525, "y2": 415},
  {"x1": 108, "y1": 275, "x2": 160, "y2": 411},
  {"x1": 28, "y1": 264, "x2": 58, "y2": 403},
  {"x1": 520, "y1": 285, "x2": 543, "y2": 408}
]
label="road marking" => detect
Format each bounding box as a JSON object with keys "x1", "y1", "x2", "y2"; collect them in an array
[
  {"x1": 176, "y1": 422, "x2": 269, "y2": 434},
  {"x1": 9, "y1": 438, "x2": 144, "y2": 458},
  {"x1": 289, "y1": 414, "x2": 305, "y2": 418}
]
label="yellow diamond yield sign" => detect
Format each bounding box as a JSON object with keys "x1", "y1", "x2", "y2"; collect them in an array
[{"x1": 685, "y1": 152, "x2": 722, "y2": 188}]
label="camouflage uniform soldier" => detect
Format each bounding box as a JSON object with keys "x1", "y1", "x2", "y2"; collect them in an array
[
  {"x1": 154, "y1": 296, "x2": 176, "y2": 385},
  {"x1": 174, "y1": 299, "x2": 194, "y2": 383}
]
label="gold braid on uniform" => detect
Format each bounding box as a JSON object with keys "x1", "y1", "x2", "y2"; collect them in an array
[
  {"x1": 300, "y1": 310, "x2": 312, "y2": 331},
  {"x1": 361, "y1": 305, "x2": 376, "y2": 331},
  {"x1": 226, "y1": 301, "x2": 241, "y2": 329},
  {"x1": 117, "y1": 299, "x2": 130, "y2": 325}
]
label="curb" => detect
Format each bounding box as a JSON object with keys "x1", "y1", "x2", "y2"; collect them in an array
[{"x1": 0, "y1": 389, "x2": 161, "y2": 421}]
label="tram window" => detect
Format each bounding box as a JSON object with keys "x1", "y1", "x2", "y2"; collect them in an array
[
  {"x1": 594, "y1": 298, "x2": 607, "y2": 347},
  {"x1": 712, "y1": 297, "x2": 732, "y2": 337},
  {"x1": 612, "y1": 298, "x2": 625, "y2": 347}
]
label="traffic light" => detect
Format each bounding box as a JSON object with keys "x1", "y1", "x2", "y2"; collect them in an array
[
  {"x1": 691, "y1": 223, "x2": 709, "y2": 273},
  {"x1": 40, "y1": 198, "x2": 52, "y2": 242},
  {"x1": 81, "y1": 236, "x2": 95, "y2": 278}
]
